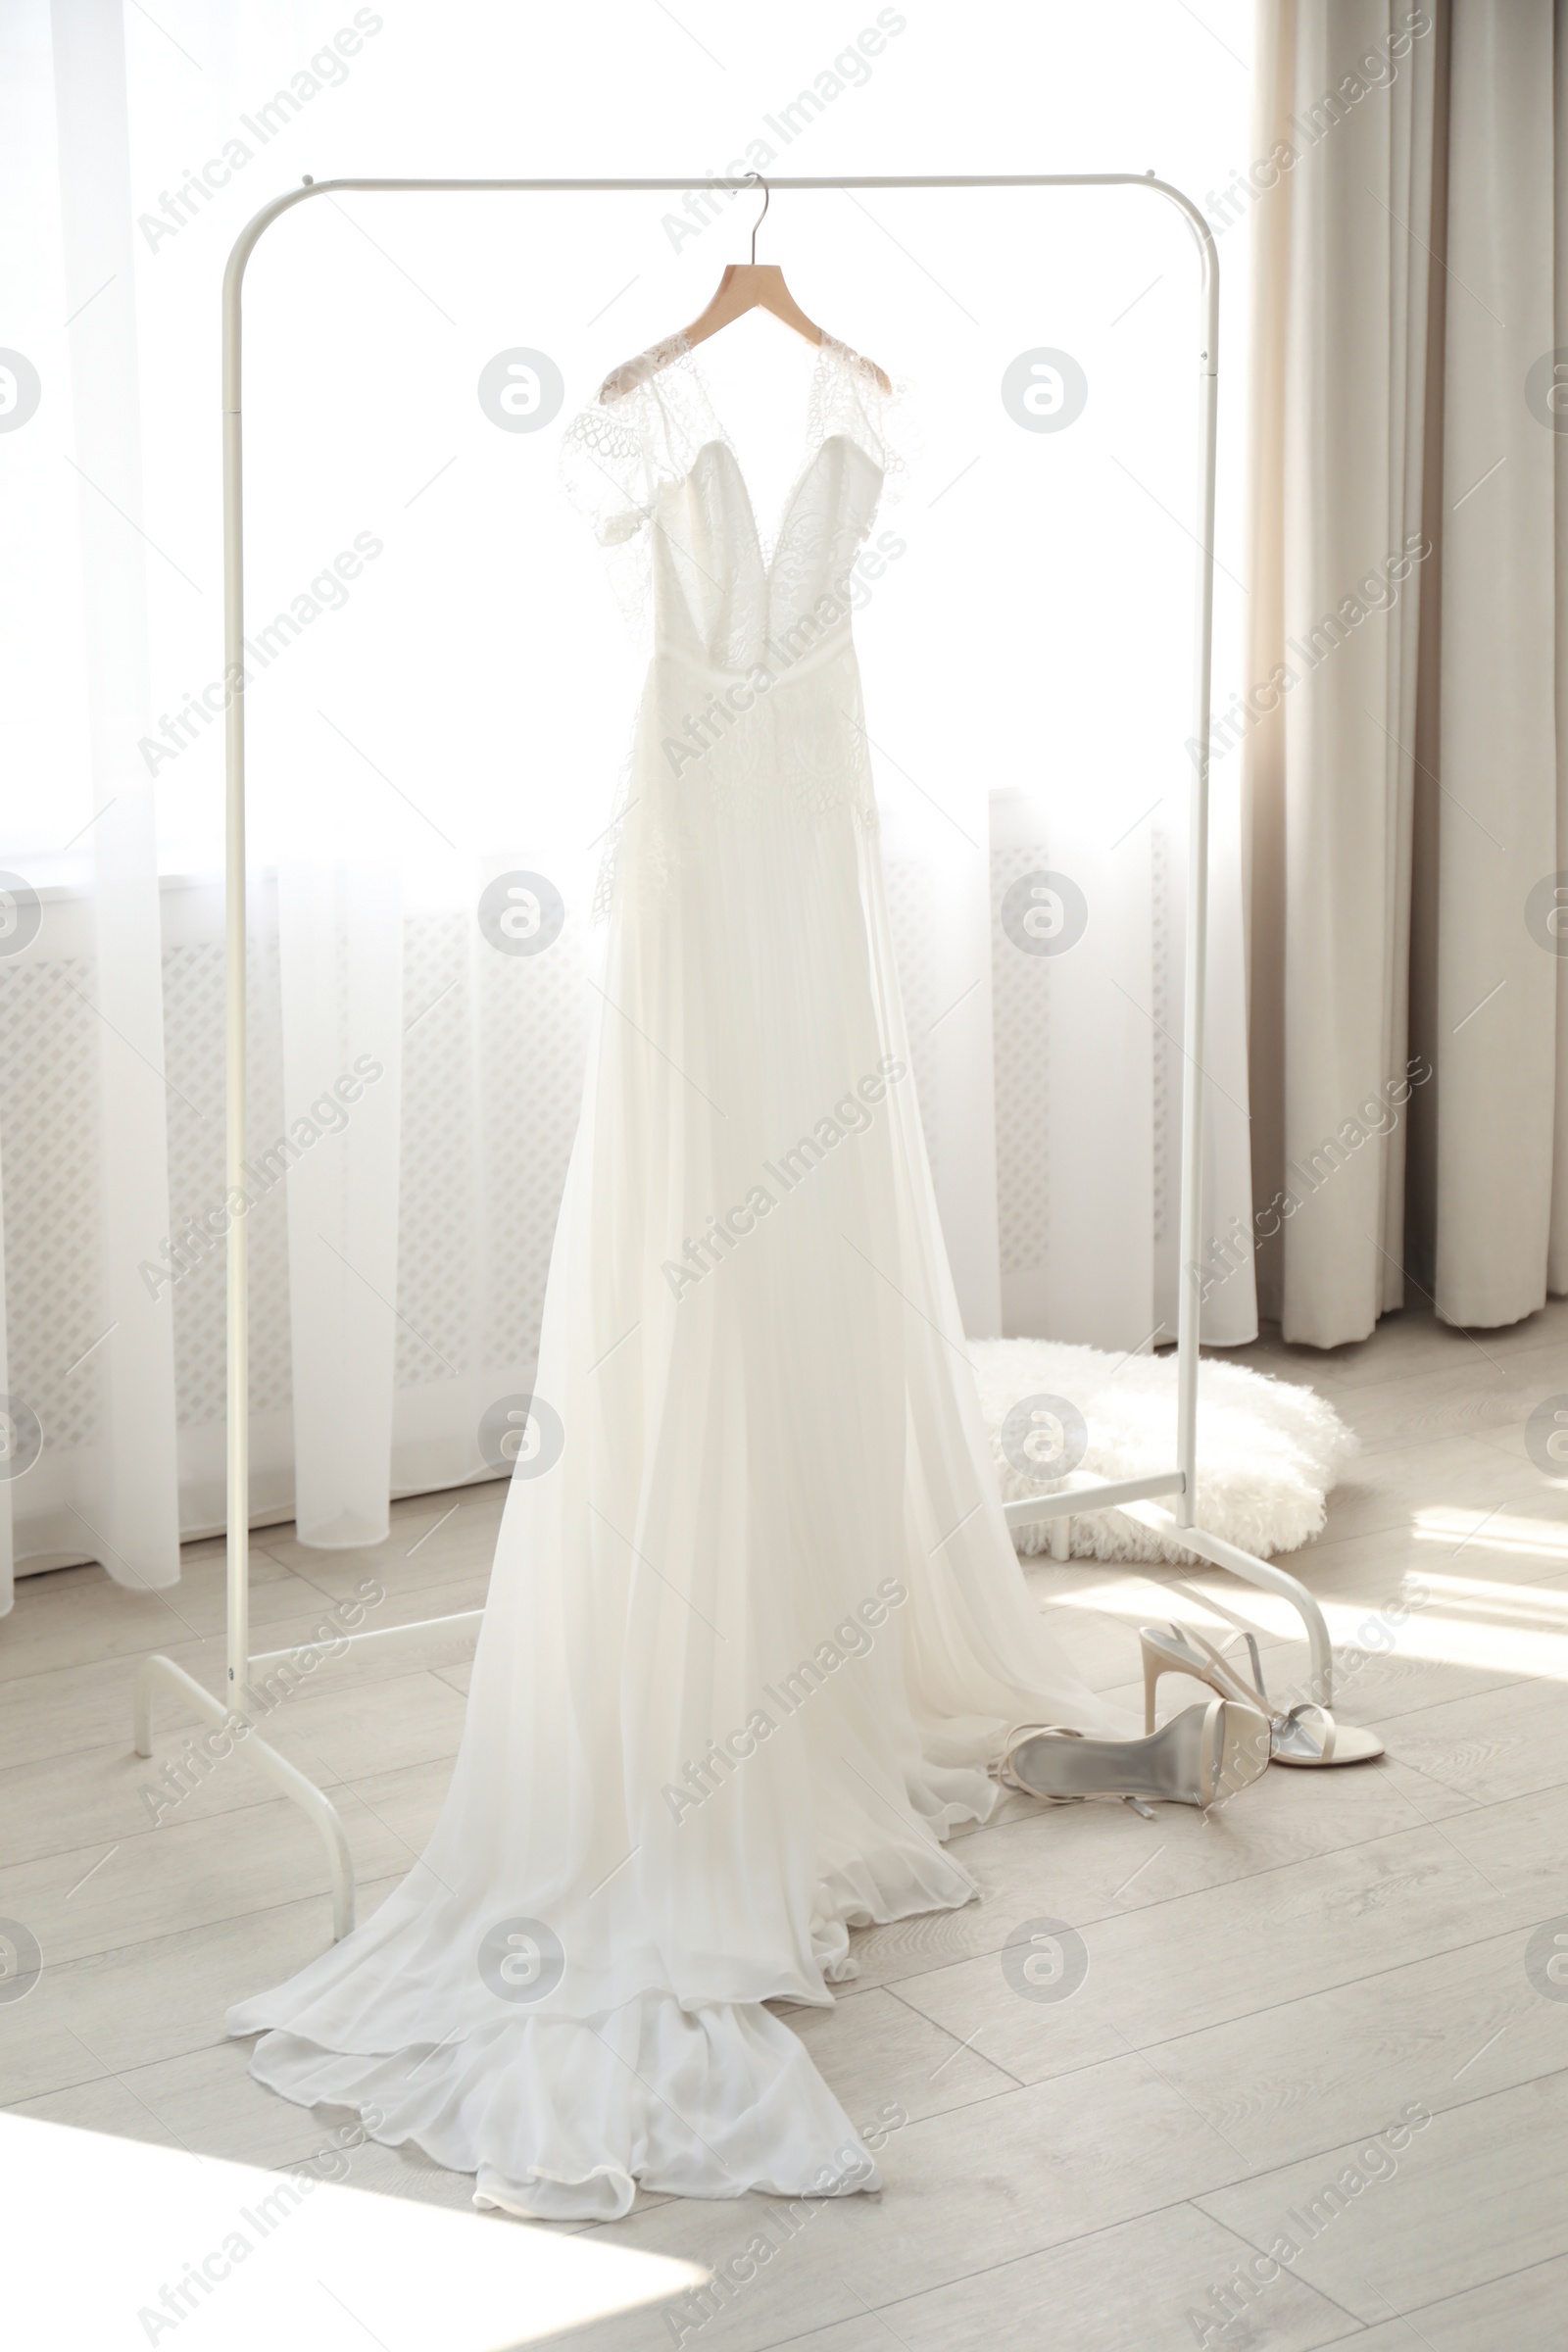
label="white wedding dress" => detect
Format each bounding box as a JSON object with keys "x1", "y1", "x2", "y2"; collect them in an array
[{"x1": 228, "y1": 334, "x2": 1110, "y2": 2222}]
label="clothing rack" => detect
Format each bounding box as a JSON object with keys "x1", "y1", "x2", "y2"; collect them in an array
[{"x1": 133, "y1": 173, "x2": 1343, "y2": 1944}]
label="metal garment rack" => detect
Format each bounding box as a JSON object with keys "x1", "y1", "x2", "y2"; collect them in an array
[{"x1": 133, "y1": 172, "x2": 1343, "y2": 1945}]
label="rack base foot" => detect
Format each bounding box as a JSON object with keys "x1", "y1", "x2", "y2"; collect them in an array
[{"x1": 133, "y1": 1652, "x2": 356, "y2": 1938}]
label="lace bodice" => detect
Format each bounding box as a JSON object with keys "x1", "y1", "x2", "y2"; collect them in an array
[
  {"x1": 558, "y1": 333, "x2": 913, "y2": 916},
  {"x1": 559, "y1": 332, "x2": 907, "y2": 662}
]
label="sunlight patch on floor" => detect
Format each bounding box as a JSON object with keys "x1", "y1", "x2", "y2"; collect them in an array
[
  {"x1": 1412, "y1": 1505, "x2": 1568, "y2": 1561},
  {"x1": 3, "y1": 2110, "x2": 702, "y2": 2350},
  {"x1": 1039, "y1": 1558, "x2": 1568, "y2": 1685}
]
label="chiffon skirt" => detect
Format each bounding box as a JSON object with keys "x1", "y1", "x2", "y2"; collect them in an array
[{"x1": 228, "y1": 672, "x2": 1113, "y2": 2219}]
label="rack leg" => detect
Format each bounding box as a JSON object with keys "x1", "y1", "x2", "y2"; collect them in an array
[
  {"x1": 133, "y1": 1651, "x2": 357, "y2": 1939},
  {"x1": 1123, "y1": 1501, "x2": 1335, "y2": 1709}
]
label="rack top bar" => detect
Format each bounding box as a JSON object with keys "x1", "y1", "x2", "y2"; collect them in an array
[
  {"x1": 250, "y1": 172, "x2": 1183, "y2": 187},
  {"x1": 221, "y1": 172, "x2": 1219, "y2": 406}
]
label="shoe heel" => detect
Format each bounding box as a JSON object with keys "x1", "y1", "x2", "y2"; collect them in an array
[{"x1": 1141, "y1": 1637, "x2": 1162, "y2": 1735}]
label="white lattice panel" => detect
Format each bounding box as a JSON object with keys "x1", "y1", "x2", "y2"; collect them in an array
[
  {"x1": 9, "y1": 839, "x2": 1174, "y2": 1519},
  {"x1": 162, "y1": 927, "x2": 293, "y2": 1428},
  {"x1": 392, "y1": 907, "x2": 591, "y2": 1394},
  {"x1": 2, "y1": 894, "x2": 593, "y2": 1536},
  {"x1": 474, "y1": 915, "x2": 591, "y2": 1383},
  {"x1": 989, "y1": 841, "x2": 1053, "y2": 1284},
  {"x1": 1150, "y1": 821, "x2": 1177, "y2": 1253},
  {"x1": 879, "y1": 855, "x2": 945, "y2": 1200},
  {"x1": 0, "y1": 957, "x2": 106, "y2": 1462}
]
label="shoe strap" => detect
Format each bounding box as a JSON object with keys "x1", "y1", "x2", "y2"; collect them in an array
[
  {"x1": 1165, "y1": 1621, "x2": 1269, "y2": 1712},
  {"x1": 1275, "y1": 1700, "x2": 1337, "y2": 1762}
]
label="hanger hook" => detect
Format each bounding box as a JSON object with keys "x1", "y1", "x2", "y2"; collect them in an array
[{"x1": 746, "y1": 170, "x2": 769, "y2": 264}]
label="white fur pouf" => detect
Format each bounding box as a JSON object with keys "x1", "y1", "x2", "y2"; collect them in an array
[{"x1": 970, "y1": 1336, "x2": 1357, "y2": 1566}]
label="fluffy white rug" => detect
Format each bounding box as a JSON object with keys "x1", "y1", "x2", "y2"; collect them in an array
[{"x1": 970, "y1": 1337, "x2": 1357, "y2": 1566}]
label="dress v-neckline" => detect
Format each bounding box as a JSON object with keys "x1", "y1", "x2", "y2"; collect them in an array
[{"x1": 661, "y1": 333, "x2": 846, "y2": 580}]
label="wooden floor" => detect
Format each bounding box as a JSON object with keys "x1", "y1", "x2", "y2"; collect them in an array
[{"x1": 5, "y1": 1302, "x2": 1568, "y2": 2349}]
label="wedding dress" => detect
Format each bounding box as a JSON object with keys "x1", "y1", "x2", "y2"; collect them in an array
[{"x1": 227, "y1": 333, "x2": 1111, "y2": 2222}]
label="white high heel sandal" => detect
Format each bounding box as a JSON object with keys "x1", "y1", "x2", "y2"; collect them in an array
[
  {"x1": 997, "y1": 1697, "x2": 1271, "y2": 1814},
  {"x1": 1140, "y1": 1621, "x2": 1385, "y2": 1767}
]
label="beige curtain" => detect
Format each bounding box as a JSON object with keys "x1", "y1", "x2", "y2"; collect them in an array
[{"x1": 1244, "y1": 0, "x2": 1567, "y2": 1345}]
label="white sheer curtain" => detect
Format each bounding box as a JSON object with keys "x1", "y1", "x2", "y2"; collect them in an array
[
  {"x1": 0, "y1": 0, "x2": 1255, "y2": 1601},
  {"x1": 1245, "y1": 0, "x2": 1568, "y2": 1345},
  {"x1": 0, "y1": 0, "x2": 181, "y2": 1611},
  {"x1": 858, "y1": 184, "x2": 1257, "y2": 1354}
]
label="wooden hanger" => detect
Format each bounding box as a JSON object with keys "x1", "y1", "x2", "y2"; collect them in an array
[{"x1": 599, "y1": 174, "x2": 892, "y2": 402}]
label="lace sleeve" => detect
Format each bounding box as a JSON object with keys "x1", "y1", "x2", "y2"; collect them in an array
[
  {"x1": 558, "y1": 385, "x2": 668, "y2": 646},
  {"x1": 811, "y1": 335, "x2": 919, "y2": 525},
  {"x1": 559, "y1": 395, "x2": 657, "y2": 549}
]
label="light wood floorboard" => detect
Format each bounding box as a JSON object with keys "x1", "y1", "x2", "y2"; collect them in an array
[{"x1": 4, "y1": 1303, "x2": 1567, "y2": 2347}]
